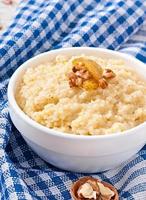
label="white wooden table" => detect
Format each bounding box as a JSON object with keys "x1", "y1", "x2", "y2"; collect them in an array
[{"x1": 0, "y1": 0, "x2": 18, "y2": 33}]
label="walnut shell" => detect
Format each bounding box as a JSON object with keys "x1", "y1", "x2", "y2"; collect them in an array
[{"x1": 70, "y1": 176, "x2": 119, "y2": 200}]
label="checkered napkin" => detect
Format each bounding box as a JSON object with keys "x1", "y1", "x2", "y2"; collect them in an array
[{"x1": 0, "y1": 0, "x2": 146, "y2": 199}]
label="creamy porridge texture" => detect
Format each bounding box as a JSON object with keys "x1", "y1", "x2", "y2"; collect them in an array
[{"x1": 16, "y1": 55, "x2": 146, "y2": 135}]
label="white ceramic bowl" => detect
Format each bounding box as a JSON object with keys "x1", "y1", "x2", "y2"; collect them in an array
[{"x1": 8, "y1": 47, "x2": 146, "y2": 173}]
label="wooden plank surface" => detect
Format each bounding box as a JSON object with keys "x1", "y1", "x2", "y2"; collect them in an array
[{"x1": 0, "y1": 0, "x2": 18, "y2": 33}]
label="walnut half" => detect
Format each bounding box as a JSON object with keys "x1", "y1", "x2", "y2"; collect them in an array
[{"x1": 70, "y1": 176, "x2": 119, "y2": 200}]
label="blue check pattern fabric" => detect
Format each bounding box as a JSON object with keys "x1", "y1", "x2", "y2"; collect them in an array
[{"x1": 0, "y1": 0, "x2": 146, "y2": 199}]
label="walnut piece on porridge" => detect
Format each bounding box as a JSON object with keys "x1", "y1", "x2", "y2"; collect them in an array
[
  {"x1": 98, "y1": 78, "x2": 108, "y2": 89},
  {"x1": 70, "y1": 176, "x2": 119, "y2": 200},
  {"x1": 68, "y1": 57, "x2": 116, "y2": 90},
  {"x1": 102, "y1": 69, "x2": 116, "y2": 79}
]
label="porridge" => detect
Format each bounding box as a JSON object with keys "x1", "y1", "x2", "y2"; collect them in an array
[{"x1": 16, "y1": 55, "x2": 146, "y2": 135}]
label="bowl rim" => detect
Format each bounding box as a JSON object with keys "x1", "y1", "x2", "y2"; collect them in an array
[{"x1": 7, "y1": 47, "x2": 146, "y2": 141}]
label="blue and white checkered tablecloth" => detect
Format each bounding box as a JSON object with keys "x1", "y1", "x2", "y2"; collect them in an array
[{"x1": 0, "y1": 0, "x2": 146, "y2": 199}]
